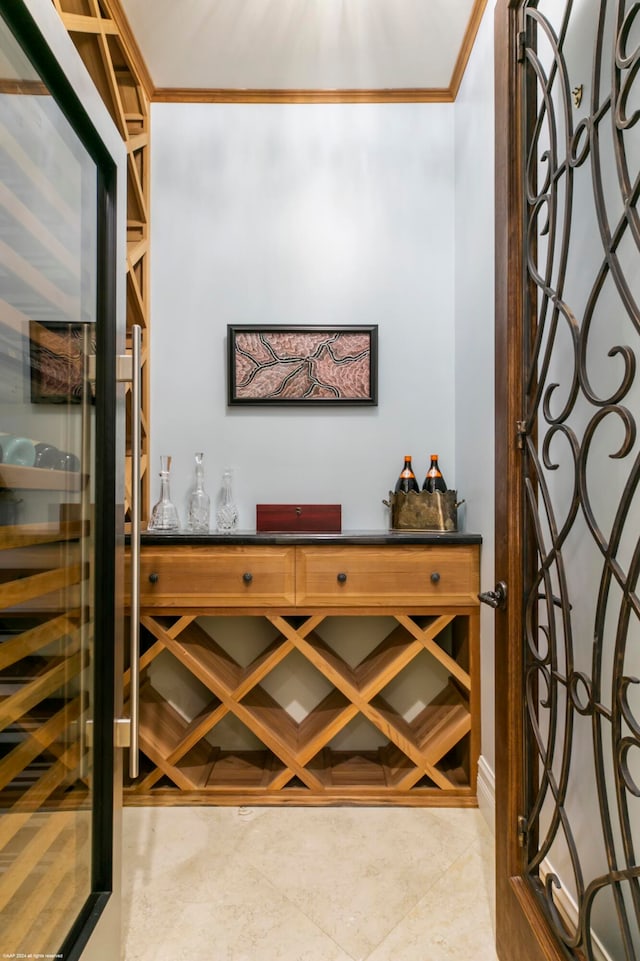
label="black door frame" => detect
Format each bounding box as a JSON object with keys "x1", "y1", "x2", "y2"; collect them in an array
[{"x1": 0, "y1": 3, "x2": 122, "y2": 958}]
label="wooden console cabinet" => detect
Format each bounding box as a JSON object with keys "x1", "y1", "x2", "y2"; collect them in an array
[{"x1": 125, "y1": 533, "x2": 481, "y2": 806}]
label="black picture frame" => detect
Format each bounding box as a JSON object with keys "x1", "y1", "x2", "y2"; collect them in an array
[{"x1": 227, "y1": 324, "x2": 378, "y2": 406}]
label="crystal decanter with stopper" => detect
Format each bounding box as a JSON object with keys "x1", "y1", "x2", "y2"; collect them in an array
[
  {"x1": 216, "y1": 468, "x2": 238, "y2": 532},
  {"x1": 148, "y1": 455, "x2": 180, "y2": 531},
  {"x1": 187, "y1": 452, "x2": 210, "y2": 532}
]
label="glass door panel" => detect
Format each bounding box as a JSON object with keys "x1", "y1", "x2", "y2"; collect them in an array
[
  {"x1": 0, "y1": 6, "x2": 117, "y2": 957},
  {"x1": 520, "y1": 2, "x2": 640, "y2": 957}
]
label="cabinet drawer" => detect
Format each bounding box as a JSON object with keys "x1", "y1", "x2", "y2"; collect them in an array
[
  {"x1": 136, "y1": 546, "x2": 296, "y2": 608},
  {"x1": 295, "y1": 545, "x2": 478, "y2": 607}
]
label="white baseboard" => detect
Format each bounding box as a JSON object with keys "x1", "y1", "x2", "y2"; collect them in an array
[
  {"x1": 477, "y1": 754, "x2": 495, "y2": 833},
  {"x1": 538, "y1": 860, "x2": 614, "y2": 961},
  {"x1": 477, "y1": 757, "x2": 614, "y2": 958}
]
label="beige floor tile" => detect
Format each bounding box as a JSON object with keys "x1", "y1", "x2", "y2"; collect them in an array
[
  {"x1": 122, "y1": 806, "x2": 247, "y2": 902},
  {"x1": 366, "y1": 840, "x2": 498, "y2": 961},
  {"x1": 233, "y1": 807, "x2": 480, "y2": 958},
  {"x1": 121, "y1": 806, "x2": 497, "y2": 961},
  {"x1": 123, "y1": 855, "x2": 353, "y2": 961},
  {"x1": 429, "y1": 806, "x2": 492, "y2": 842}
]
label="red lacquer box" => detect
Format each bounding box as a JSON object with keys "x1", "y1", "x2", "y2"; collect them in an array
[{"x1": 256, "y1": 504, "x2": 342, "y2": 533}]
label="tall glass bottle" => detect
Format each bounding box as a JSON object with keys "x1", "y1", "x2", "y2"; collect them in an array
[
  {"x1": 187, "y1": 452, "x2": 210, "y2": 532},
  {"x1": 216, "y1": 468, "x2": 239, "y2": 532},
  {"x1": 422, "y1": 454, "x2": 447, "y2": 493},
  {"x1": 395, "y1": 455, "x2": 420, "y2": 493},
  {"x1": 148, "y1": 455, "x2": 181, "y2": 531}
]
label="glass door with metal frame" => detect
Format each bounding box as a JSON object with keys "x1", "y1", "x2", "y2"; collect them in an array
[{"x1": 0, "y1": 2, "x2": 125, "y2": 958}]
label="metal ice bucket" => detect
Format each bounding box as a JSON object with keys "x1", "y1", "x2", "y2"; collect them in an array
[{"x1": 383, "y1": 490, "x2": 461, "y2": 532}]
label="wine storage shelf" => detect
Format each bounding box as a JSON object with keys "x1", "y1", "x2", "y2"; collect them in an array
[
  {"x1": 124, "y1": 536, "x2": 481, "y2": 806},
  {"x1": 0, "y1": 516, "x2": 91, "y2": 950}
]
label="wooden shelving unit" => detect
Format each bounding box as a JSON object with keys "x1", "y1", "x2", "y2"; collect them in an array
[
  {"x1": 0, "y1": 52, "x2": 101, "y2": 947},
  {"x1": 0, "y1": 513, "x2": 91, "y2": 948},
  {"x1": 52, "y1": 0, "x2": 153, "y2": 521},
  {"x1": 1, "y1": 9, "x2": 129, "y2": 950},
  {"x1": 0, "y1": 463, "x2": 85, "y2": 493},
  {"x1": 125, "y1": 538, "x2": 481, "y2": 806}
]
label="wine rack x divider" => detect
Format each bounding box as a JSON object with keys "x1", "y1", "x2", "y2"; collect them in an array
[{"x1": 124, "y1": 540, "x2": 481, "y2": 806}]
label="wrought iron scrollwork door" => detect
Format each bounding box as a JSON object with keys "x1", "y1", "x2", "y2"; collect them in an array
[{"x1": 520, "y1": 2, "x2": 640, "y2": 958}]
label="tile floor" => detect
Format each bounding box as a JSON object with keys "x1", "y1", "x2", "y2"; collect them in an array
[{"x1": 122, "y1": 805, "x2": 498, "y2": 961}]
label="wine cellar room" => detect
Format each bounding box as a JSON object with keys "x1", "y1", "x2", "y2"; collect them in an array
[
  {"x1": 143, "y1": 11, "x2": 496, "y2": 806},
  {"x1": 9, "y1": 0, "x2": 640, "y2": 957},
  {"x1": 1, "y1": 1, "x2": 498, "y2": 959}
]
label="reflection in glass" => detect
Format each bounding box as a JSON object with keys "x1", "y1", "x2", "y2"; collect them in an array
[{"x1": 0, "y1": 11, "x2": 99, "y2": 956}]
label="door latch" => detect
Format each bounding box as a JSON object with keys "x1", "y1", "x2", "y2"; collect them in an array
[{"x1": 478, "y1": 581, "x2": 508, "y2": 610}]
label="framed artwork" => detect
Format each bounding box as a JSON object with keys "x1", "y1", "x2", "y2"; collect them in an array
[
  {"x1": 227, "y1": 325, "x2": 378, "y2": 406},
  {"x1": 29, "y1": 320, "x2": 96, "y2": 404}
]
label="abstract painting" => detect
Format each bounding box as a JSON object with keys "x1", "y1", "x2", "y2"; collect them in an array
[{"x1": 227, "y1": 325, "x2": 378, "y2": 406}]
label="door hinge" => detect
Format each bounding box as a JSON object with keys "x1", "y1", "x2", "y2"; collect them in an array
[
  {"x1": 516, "y1": 30, "x2": 526, "y2": 63},
  {"x1": 517, "y1": 815, "x2": 528, "y2": 848},
  {"x1": 516, "y1": 419, "x2": 528, "y2": 449}
]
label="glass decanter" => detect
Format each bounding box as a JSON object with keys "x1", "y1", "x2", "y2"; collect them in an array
[
  {"x1": 216, "y1": 468, "x2": 238, "y2": 531},
  {"x1": 148, "y1": 455, "x2": 180, "y2": 531},
  {"x1": 187, "y1": 452, "x2": 210, "y2": 532}
]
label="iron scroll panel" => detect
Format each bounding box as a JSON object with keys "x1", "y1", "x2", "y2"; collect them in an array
[{"x1": 521, "y1": 2, "x2": 640, "y2": 959}]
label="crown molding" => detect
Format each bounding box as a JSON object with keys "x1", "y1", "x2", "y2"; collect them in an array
[
  {"x1": 111, "y1": 0, "x2": 487, "y2": 106},
  {"x1": 450, "y1": 0, "x2": 489, "y2": 99},
  {"x1": 151, "y1": 86, "x2": 455, "y2": 104}
]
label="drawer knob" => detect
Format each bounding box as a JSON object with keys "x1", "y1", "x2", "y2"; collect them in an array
[
  {"x1": 149, "y1": 572, "x2": 159, "y2": 584},
  {"x1": 430, "y1": 571, "x2": 441, "y2": 584},
  {"x1": 337, "y1": 572, "x2": 347, "y2": 584},
  {"x1": 243, "y1": 572, "x2": 253, "y2": 584}
]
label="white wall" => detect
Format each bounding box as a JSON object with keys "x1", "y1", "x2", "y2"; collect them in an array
[
  {"x1": 453, "y1": 2, "x2": 496, "y2": 788},
  {"x1": 150, "y1": 102, "x2": 456, "y2": 529},
  {"x1": 148, "y1": 88, "x2": 498, "y2": 767}
]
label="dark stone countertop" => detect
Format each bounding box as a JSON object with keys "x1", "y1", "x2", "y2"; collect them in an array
[{"x1": 133, "y1": 529, "x2": 482, "y2": 547}]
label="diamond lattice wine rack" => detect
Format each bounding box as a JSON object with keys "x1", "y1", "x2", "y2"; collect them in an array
[{"x1": 124, "y1": 537, "x2": 481, "y2": 806}]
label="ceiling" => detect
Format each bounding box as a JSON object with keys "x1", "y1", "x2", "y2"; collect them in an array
[{"x1": 117, "y1": 0, "x2": 483, "y2": 97}]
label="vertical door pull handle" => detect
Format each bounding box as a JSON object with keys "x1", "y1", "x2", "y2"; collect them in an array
[{"x1": 121, "y1": 325, "x2": 142, "y2": 778}]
